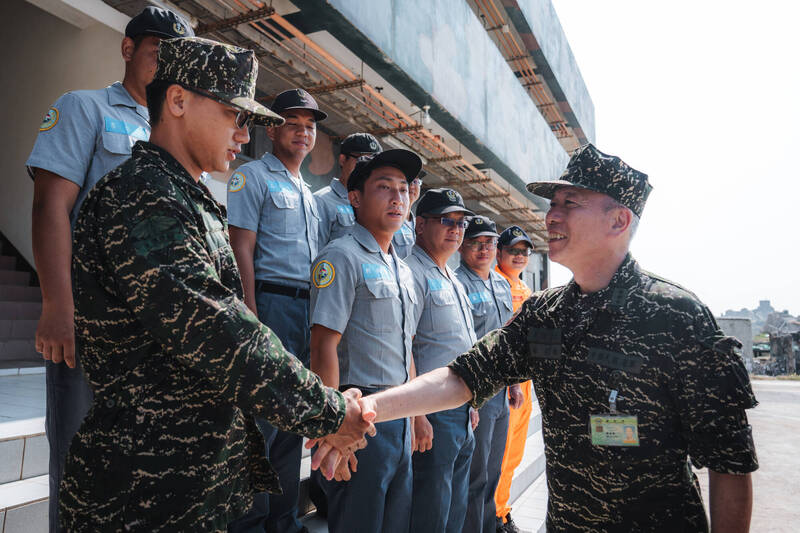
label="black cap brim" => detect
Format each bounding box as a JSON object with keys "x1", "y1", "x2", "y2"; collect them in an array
[
  {"x1": 465, "y1": 230, "x2": 500, "y2": 239},
  {"x1": 348, "y1": 149, "x2": 423, "y2": 191},
  {"x1": 280, "y1": 105, "x2": 328, "y2": 122},
  {"x1": 423, "y1": 205, "x2": 476, "y2": 216}
]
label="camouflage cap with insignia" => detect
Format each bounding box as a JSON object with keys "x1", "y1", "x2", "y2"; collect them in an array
[
  {"x1": 154, "y1": 37, "x2": 284, "y2": 127},
  {"x1": 526, "y1": 143, "x2": 652, "y2": 217}
]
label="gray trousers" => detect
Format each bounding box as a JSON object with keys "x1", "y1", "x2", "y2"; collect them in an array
[
  {"x1": 45, "y1": 357, "x2": 92, "y2": 533},
  {"x1": 463, "y1": 390, "x2": 510, "y2": 533},
  {"x1": 228, "y1": 290, "x2": 310, "y2": 533}
]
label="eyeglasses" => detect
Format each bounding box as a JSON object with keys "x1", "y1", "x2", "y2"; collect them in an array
[
  {"x1": 424, "y1": 216, "x2": 469, "y2": 229},
  {"x1": 503, "y1": 247, "x2": 533, "y2": 256},
  {"x1": 463, "y1": 240, "x2": 497, "y2": 251},
  {"x1": 344, "y1": 152, "x2": 373, "y2": 160},
  {"x1": 185, "y1": 86, "x2": 255, "y2": 129},
  {"x1": 411, "y1": 178, "x2": 423, "y2": 186}
]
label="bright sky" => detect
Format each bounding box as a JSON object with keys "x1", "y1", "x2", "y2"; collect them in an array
[{"x1": 547, "y1": 0, "x2": 799, "y2": 316}]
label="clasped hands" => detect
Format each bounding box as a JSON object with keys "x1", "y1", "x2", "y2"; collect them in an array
[{"x1": 306, "y1": 388, "x2": 378, "y2": 481}]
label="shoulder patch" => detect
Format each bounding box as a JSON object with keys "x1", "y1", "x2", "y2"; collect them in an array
[
  {"x1": 228, "y1": 171, "x2": 246, "y2": 192},
  {"x1": 313, "y1": 260, "x2": 335, "y2": 288},
  {"x1": 39, "y1": 107, "x2": 59, "y2": 132}
]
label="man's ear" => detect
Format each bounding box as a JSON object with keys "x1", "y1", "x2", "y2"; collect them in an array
[
  {"x1": 121, "y1": 37, "x2": 136, "y2": 62},
  {"x1": 348, "y1": 189, "x2": 361, "y2": 209},
  {"x1": 338, "y1": 154, "x2": 348, "y2": 169},
  {"x1": 415, "y1": 216, "x2": 425, "y2": 235},
  {"x1": 609, "y1": 206, "x2": 632, "y2": 236},
  {"x1": 164, "y1": 85, "x2": 188, "y2": 119}
]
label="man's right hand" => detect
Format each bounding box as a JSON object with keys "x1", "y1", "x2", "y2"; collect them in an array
[
  {"x1": 413, "y1": 414, "x2": 434, "y2": 453},
  {"x1": 309, "y1": 388, "x2": 376, "y2": 479},
  {"x1": 35, "y1": 302, "x2": 76, "y2": 368}
]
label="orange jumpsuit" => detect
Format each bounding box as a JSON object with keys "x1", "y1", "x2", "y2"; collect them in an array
[{"x1": 493, "y1": 265, "x2": 533, "y2": 521}]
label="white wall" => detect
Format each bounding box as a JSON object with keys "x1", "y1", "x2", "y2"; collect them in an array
[{"x1": 0, "y1": 0, "x2": 124, "y2": 265}]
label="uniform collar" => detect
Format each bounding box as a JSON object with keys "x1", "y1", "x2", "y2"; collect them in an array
[
  {"x1": 107, "y1": 82, "x2": 149, "y2": 120},
  {"x1": 261, "y1": 152, "x2": 305, "y2": 182},
  {"x1": 459, "y1": 262, "x2": 490, "y2": 282},
  {"x1": 352, "y1": 223, "x2": 383, "y2": 254},
  {"x1": 412, "y1": 245, "x2": 454, "y2": 278},
  {"x1": 134, "y1": 141, "x2": 206, "y2": 195},
  {"x1": 564, "y1": 253, "x2": 640, "y2": 311},
  {"x1": 330, "y1": 178, "x2": 348, "y2": 199}
]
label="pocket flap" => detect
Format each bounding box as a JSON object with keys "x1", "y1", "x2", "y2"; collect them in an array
[
  {"x1": 101, "y1": 131, "x2": 134, "y2": 156},
  {"x1": 270, "y1": 190, "x2": 299, "y2": 209}
]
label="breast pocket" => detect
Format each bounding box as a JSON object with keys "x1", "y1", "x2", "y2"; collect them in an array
[
  {"x1": 363, "y1": 278, "x2": 398, "y2": 333},
  {"x1": 267, "y1": 189, "x2": 301, "y2": 234},
  {"x1": 101, "y1": 131, "x2": 134, "y2": 156},
  {"x1": 428, "y1": 288, "x2": 460, "y2": 332},
  {"x1": 336, "y1": 209, "x2": 355, "y2": 228}
]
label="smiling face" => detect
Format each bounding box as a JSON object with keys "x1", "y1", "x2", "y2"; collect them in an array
[
  {"x1": 416, "y1": 211, "x2": 468, "y2": 262},
  {"x1": 460, "y1": 236, "x2": 497, "y2": 272},
  {"x1": 268, "y1": 109, "x2": 316, "y2": 162},
  {"x1": 181, "y1": 89, "x2": 250, "y2": 174},
  {"x1": 497, "y1": 241, "x2": 531, "y2": 276},
  {"x1": 349, "y1": 166, "x2": 409, "y2": 237},
  {"x1": 545, "y1": 186, "x2": 621, "y2": 271}
]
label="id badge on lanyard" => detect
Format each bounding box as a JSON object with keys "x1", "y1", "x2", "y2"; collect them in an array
[{"x1": 590, "y1": 389, "x2": 639, "y2": 446}]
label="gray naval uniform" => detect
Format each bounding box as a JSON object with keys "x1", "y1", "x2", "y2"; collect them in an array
[
  {"x1": 315, "y1": 177, "x2": 355, "y2": 245},
  {"x1": 226, "y1": 152, "x2": 320, "y2": 533},
  {"x1": 449, "y1": 254, "x2": 759, "y2": 532},
  {"x1": 406, "y1": 245, "x2": 478, "y2": 533},
  {"x1": 310, "y1": 222, "x2": 416, "y2": 532},
  {"x1": 392, "y1": 215, "x2": 416, "y2": 259},
  {"x1": 454, "y1": 263, "x2": 514, "y2": 533},
  {"x1": 25, "y1": 81, "x2": 149, "y2": 532}
]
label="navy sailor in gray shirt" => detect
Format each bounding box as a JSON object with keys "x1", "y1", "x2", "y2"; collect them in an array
[{"x1": 309, "y1": 149, "x2": 422, "y2": 533}]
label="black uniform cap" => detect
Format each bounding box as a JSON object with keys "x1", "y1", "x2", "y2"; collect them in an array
[
  {"x1": 498, "y1": 226, "x2": 533, "y2": 248},
  {"x1": 125, "y1": 6, "x2": 194, "y2": 39},
  {"x1": 416, "y1": 188, "x2": 475, "y2": 217},
  {"x1": 347, "y1": 149, "x2": 422, "y2": 191},
  {"x1": 271, "y1": 88, "x2": 327, "y2": 121},
  {"x1": 464, "y1": 215, "x2": 499, "y2": 239},
  {"x1": 341, "y1": 133, "x2": 382, "y2": 156}
]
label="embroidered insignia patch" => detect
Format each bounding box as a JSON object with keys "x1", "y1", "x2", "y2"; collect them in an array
[
  {"x1": 173, "y1": 22, "x2": 186, "y2": 35},
  {"x1": 228, "y1": 171, "x2": 246, "y2": 192},
  {"x1": 446, "y1": 190, "x2": 457, "y2": 202},
  {"x1": 475, "y1": 218, "x2": 483, "y2": 225},
  {"x1": 39, "y1": 107, "x2": 59, "y2": 132},
  {"x1": 313, "y1": 260, "x2": 335, "y2": 288},
  {"x1": 369, "y1": 141, "x2": 378, "y2": 150},
  {"x1": 512, "y1": 228, "x2": 523, "y2": 237}
]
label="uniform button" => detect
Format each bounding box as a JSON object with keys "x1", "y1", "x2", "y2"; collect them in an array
[{"x1": 106, "y1": 398, "x2": 116, "y2": 408}]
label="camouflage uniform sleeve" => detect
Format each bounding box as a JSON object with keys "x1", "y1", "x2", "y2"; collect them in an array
[
  {"x1": 670, "y1": 305, "x2": 758, "y2": 474},
  {"x1": 448, "y1": 294, "x2": 538, "y2": 408},
  {"x1": 102, "y1": 186, "x2": 345, "y2": 438}
]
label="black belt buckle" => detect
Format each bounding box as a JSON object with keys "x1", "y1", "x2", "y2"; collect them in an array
[{"x1": 256, "y1": 281, "x2": 310, "y2": 299}]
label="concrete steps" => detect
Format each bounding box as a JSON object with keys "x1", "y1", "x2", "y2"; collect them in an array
[{"x1": 0, "y1": 416, "x2": 49, "y2": 533}]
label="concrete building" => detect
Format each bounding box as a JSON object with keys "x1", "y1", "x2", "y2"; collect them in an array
[
  {"x1": 717, "y1": 317, "x2": 754, "y2": 371},
  {"x1": 0, "y1": 1, "x2": 593, "y2": 530}
]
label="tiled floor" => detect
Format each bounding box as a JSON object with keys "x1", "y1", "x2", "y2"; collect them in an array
[
  {"x1": 0, "y1": 373, "x2": 46, "y2": 422},
  {"x1": 507, "y1": 473, "x2": 548, "y2": 532}
]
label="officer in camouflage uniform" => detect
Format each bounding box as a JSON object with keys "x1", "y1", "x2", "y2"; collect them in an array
[
  {"x1": 63, "y1": 37, "x2": 372, "y2": 532},
  {"x1": 359, "y1": 144, "x2": 758, "y2": 532}
]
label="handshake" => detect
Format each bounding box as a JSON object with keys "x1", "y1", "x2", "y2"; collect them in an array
[{"x1": 306, "y1": 388, "x2": 381, "y2": 481}]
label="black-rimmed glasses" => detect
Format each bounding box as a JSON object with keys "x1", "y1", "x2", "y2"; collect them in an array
[
  {"x1": 504, "y1": 247, "x2": 533, "y2": 256},
  {"x1": 423, "y1": 216, "x2": 469, "y2": 229},
  {"x1": 185, "y1": 86, "x2": 255, "y2": 129},
  {"x1": 464, "y1": 240, "x2": 498, "y2": 251}
]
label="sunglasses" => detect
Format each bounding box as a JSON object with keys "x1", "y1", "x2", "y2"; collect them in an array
[
  {"x1": 504, "y1": 247, "x2": 533, "y2": 256},
  {"x1": 185, "y1": 86, "x2": 255, "y2": 129},
  {"x1": 424, "y1": 216, "x2": 469, "y2": 229},
  {"x1": 464, "y1": 240, "x2": 497, "y2": 251}
]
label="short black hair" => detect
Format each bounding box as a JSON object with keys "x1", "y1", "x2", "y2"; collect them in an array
[{"x1": 146, "y1": 79, "x2": 173, "y2": 126}]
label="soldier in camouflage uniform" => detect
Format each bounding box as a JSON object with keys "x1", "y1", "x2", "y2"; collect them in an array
[
  {"x1": 357, "y1": 144, "x2": 758, "y2": 532},
  {"x1": 64, "y1": 37, "x2": 373, "y2": 532}
]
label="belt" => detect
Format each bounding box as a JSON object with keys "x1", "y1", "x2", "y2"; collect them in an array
[{"x1": 255, "y1": 281, "x2": 310, "y2": 299}]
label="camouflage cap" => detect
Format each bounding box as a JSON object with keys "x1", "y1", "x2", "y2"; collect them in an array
[
  {"x1": 154, "y1": 37, "x2": 284, "y2": 127},
  {"x1": 526, "y1": 143, "x2": 652, "y2": 217}
]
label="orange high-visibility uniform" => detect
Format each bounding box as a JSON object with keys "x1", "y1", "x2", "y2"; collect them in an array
[{"x1": 493, "y1": 265, "x2": 533, "y2": 520}]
